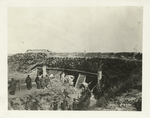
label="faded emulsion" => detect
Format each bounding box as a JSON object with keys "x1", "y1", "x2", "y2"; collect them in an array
[{"x1": 8, "y1": 7, "x2": 142, "y2": 111}]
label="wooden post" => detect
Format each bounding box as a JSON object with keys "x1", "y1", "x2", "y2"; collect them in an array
[
  {"x1": 43, "y1": 66, "x2": 47, "y2": 77},
  {"x1": 98, "y1": 71, "x2": 102, "y2": 83},
  {"x1": 83, "y1": 75, "x2": 86, "y2": 83},
  {"x1": 75, "y1": 74, "x2": 80, "y2": 88},
  {"x1": 75, "y1": 74, "x2": 86, "y2": 89},
  {"x1": 97, "y1": 64, "x2": 103, "y2": 92},
  {"x1": 97, "y1": 64, "x2": 103, "y2": 83}
]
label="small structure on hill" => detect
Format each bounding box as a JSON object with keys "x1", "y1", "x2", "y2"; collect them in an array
[{"x1": 25, "y1": 49, "x2": 53, "y2": 54}]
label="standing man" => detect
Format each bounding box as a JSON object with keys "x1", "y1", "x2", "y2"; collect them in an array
[
  {"x1": 40, "y1": 76, "x2": 45, "y2": 89},
  {"x1": 9, "y1": 78, "x2": 17, "y2": 95},
  {"x1": 25, "y1": 75, "x2": 32, "y2": 90},
  {"x1": 35, "y1": 75, "x2": 40, "y2": 89},
  {"x1": 45, "y1": 75, "x2": 50, "y2": 88}
]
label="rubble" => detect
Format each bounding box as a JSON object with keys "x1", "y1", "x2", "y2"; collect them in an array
[{"x1": 8, "y1": 78, "x2": 80, "y2": 110}]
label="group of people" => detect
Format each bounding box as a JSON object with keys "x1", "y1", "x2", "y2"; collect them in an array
[
  {"x1": 9, "y1": 75, "x2": 92, "y2": 110},
  {"x1": 26, "y1": 74, "x2": 52, "y2": 90},
  {"x1": 8, "y1": 74, "x2": 53, "y2": 95}
]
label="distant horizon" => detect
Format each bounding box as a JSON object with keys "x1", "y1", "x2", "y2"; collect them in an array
[{"x1": 7, "y1": 50, "x2": 142, "y2": 55}]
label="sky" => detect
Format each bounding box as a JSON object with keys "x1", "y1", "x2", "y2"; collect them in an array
[{"x1": 8, "y1": 7, "x2": 143, "y2": 54}]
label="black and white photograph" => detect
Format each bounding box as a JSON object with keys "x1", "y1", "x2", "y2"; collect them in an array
[{"x1": 7, "y1": 7, "x2": 142, "y2": 111}]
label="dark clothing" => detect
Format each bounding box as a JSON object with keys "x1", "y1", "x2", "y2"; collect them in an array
[
  {"x1": 72, "y1": 101, "x2": 78, "y2": 110},
  {"x1": 53, "y1": 101, "x2": 58, "y2": 110},
  {"x1": 61, "y1": 100, "x2": 68, "y2": 110},
  {"x1": 40, "y1": 77, "x2": 45, "y2": 89},
  {"x1": 61, "y1": 102, "x2": 64, "y2": 110},
  {"x1": 45, "y1": 76, "x2": 50, "y2": 87},
  {"x1": 9, "y1": 80, "x2": 17, "y2": 95},
  {"x1": 25, "y1": 76, "x2": 32, "y2": 90},
  {"x1": 81, "y1": 89, "x2": 91, "y2": 101},
  {"x1": 35, "y1": 77, "x2": 40, "y2": 89},
  {"x1": 25, "y1": 100, "x2": 32, "y2": 110},
  {"x1": 37, "y1": 81, "x2": 41, "y2": 89},
  {"x1": 67, "y1": 106, "x2": 72, "y2": 110},
  {"x1": 35, "y1": 76, "x2": 40, "y2": 83},
  {"x1": 30, "y1": 102, "x2": 38, "y2": 110}
]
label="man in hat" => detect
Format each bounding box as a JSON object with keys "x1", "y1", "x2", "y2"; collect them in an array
[
  {"x1": 40, "y1": 76, "x2": 45, "y2": 89},
  {"x1": 9, "y1": 78, "x2": 17, "y2": 95},
  {"x1": 45, "y1": 75, "x2": 50, "y2": 88},
  {"x1": 25, "y1": 75, "x2": 32, "y2": 90},
  {"x1": 35, "y1": 75, "x2": 40, "y2": 89}
]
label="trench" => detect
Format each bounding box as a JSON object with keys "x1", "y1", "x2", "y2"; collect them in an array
[{"x1": 9, "y1": 63, "x2": 142, "y2": 111}]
